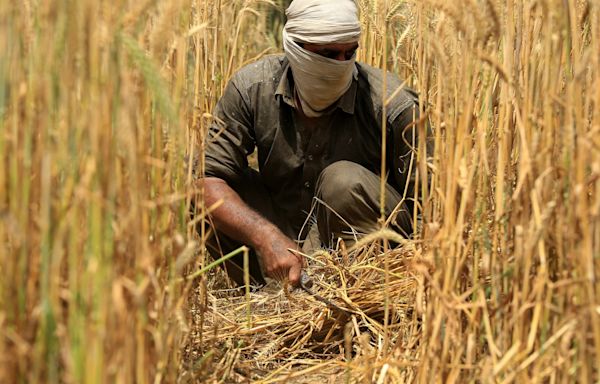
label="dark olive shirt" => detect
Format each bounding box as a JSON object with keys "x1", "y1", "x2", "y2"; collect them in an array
[{"x1": 204, "y1": 54, "x2": 420, "y2": 231}]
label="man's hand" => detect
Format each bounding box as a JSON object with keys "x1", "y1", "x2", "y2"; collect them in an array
[
  {"x1": 256, "y1": 231, "x2": 303, "y2": 285},
  {"x1": 201, "y1": 177, "x2": 304, "y2": 286}
]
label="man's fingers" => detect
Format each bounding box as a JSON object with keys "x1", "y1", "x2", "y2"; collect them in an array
[
  {"x1": 273, "y1": 270, "x2": 286, "y2": 281},
  {"x1": 292, "y1": 251, "x2": 306, "y2": 267},
  {"x1": 288, "y1": 262, "x2": 302, "y2": 286}
]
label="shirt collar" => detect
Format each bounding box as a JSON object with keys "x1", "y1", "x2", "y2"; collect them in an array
[{"x1": 275, "y1": 60, "x2": 358, "y2": 115}]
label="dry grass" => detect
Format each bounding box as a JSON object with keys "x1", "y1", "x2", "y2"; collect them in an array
[
  {"x1": 1, "y1": 0, "x2": 599, "y2": 383},
  {"x1": 191, "y1": 233, "x2": 423, "y2": 382}
]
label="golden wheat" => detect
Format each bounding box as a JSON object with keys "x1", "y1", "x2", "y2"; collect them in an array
[{"x1": 1, "y1": 0, "x2": 598, "y2": 383}]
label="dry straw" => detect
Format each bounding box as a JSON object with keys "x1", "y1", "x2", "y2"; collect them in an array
[{"x1": 192, "y1": 235, "x2": 424, "y2": 382}]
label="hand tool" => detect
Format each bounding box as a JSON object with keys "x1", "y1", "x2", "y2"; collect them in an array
[{"x1": 299, "y1": 271, "x2": 355, "y2": 317}]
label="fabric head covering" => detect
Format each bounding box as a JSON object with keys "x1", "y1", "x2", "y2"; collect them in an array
[{"x1": 283, "y1": 0, "x2": 361, "y2": 117}]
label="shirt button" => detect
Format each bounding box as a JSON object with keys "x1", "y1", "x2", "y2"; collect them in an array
[
  {"x1": 304, "y1": 181, "x2": 311, "y2": 188},
  {"x1": 307, "y1": 154, "x2": 314, "y2": 161}
]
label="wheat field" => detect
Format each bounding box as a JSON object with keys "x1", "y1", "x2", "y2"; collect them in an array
[{"x1": 0, "y1": 0, "x2": 599, "y2": 382}]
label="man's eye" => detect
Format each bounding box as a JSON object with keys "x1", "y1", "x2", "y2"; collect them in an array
[{"x1": 345, "y1": 50, "x2": 356, "y2": 60}]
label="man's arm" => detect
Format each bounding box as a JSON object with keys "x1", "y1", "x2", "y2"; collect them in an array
[{"x1": 201, "y1": 177, "x2": 303, "y2": 285}]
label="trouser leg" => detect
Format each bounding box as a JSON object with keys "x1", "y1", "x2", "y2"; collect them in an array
[
  {"x1": 314, "y1": 160, "x2": 413, "y2": 247},
  {"x1": 198, "y1": 169, "x2": 296, "y2": 286}
]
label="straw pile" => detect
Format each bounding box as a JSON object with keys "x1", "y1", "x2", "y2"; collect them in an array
[{"x1": 188, "y1": 233, "x2": 428, "y2": 382}]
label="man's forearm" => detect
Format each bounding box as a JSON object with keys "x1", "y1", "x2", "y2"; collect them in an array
[
  {"x1": 198, "y1": 177, "x2": 303, "y2": 283},
  {"x1": 200, "y1": 177, "x2": 283, "y2": 251}
]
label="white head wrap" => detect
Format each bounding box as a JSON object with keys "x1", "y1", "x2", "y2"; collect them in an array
[{"x1": 283, "y1": 0, "x2": 361, "y2": 117}]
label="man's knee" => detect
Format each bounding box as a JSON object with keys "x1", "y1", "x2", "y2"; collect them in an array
[
  {"x1": 315, "y1": 160, "x2": 409, "y2": 242},
  {"x1": 316, "y1": 161, "x2": 372, "y2": 213}
]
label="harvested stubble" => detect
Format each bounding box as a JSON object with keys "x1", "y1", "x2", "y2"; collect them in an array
[{"x1": 195, "y1": 237, "x2": 425, "y2": 382}]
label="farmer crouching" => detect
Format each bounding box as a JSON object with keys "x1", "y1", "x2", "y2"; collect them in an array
[{"x1": 197, "y1": 0, "x2": 426, "y2": 287}]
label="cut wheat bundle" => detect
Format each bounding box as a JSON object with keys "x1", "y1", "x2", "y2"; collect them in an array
[{"x1": 199, "y1": 232, "x2": 428, "y2": 381}]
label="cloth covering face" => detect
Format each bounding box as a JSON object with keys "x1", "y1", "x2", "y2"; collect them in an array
[
  {"x1": 282, "y1": 33, "x2": 357, "y2": 117},
  {"x1": 283, "y1": 0, "x2": 362, "y2": 117}
]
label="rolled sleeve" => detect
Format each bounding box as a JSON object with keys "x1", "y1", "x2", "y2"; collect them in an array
[
  {"x1": 388, "y1": 94, "x2": 432, "y2": 212},
  {"x1": 389, "y1": 102, "x2": 418, "y2": 198},
  {"x1": 203, "y1": 77, "x2": 255, "y2": 186}
]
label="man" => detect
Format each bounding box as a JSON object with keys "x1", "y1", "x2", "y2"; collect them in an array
[{"x1": 199, "y1": 0, "x2": 425, "y2": 287}]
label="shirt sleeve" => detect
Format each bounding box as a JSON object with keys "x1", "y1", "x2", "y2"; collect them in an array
[
  {"x1": 387, "y1": 93, "x2": 431, "y2": 215},
  {"x1": 202, "y1": 76, "x2": 255, "y2": 186}
]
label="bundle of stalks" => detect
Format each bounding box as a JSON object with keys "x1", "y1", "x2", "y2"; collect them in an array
[{"x1": 196, "y1": 232, "x2": 425, "y2": 382}]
